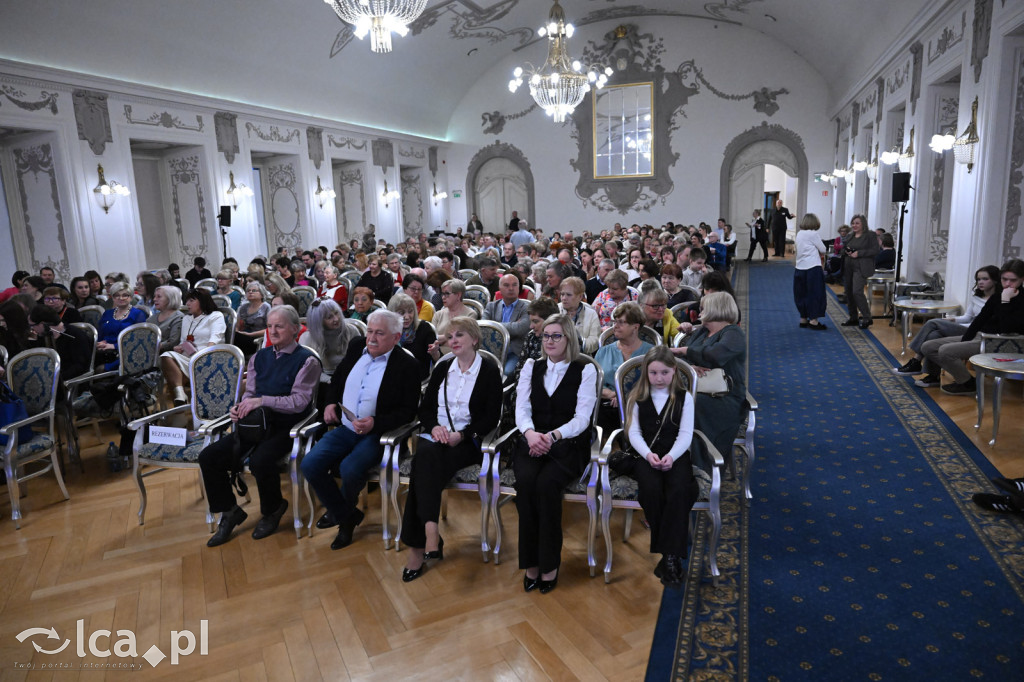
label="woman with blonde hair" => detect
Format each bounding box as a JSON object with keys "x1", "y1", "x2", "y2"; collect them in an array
[
  {"x1": 514, "y1": 313, "x2": 597, "y2": 593},
  {"x1": 557, "y1": 276, "x2": 600, "y2": 353},
  {"x1": 428, "y1": 279, "x2": 478, "y2": 359},
  {"x1": 265, "y1": 272, "x2": 292, "y2": 300},
  {"x1": 400, "y1": 316, "x2": 502, "y2": 581}
]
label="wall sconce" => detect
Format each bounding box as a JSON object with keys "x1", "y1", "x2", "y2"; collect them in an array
[
  {"x1": 92, "y1": 164, "x2": 130, "y2": 214},
  {"x1": 382, "y1": 178, "x2": 400, "y2": 207},
  {"x1": 852, "y1": 159, "x2": 868, "y2": 172},
  {"x1": 953, "y1": 96, "x2": 980, "y2": 173},
  {"x1": 431, "y1": 182, "x2": 448, "y2": 206},
  {"x1": 929, "y1": 127, "x2": 956, "y2": 153},
  {"x1": 225, "y1": 171, "x2": 254, "y2": 209},
  {"x1": 314, "y1": 176, "x2": 337, "y2": 208},
  {"x1": 898, "y1": 127, "x2": 915, "y2": 173},
  {"x1": 866, "y1": 143, "x2": 879, "y2": 184}
]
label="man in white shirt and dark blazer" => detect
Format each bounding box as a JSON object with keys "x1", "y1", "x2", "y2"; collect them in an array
[{"x1": 485, "y1": 274, "x2": 531, "y2": 376}]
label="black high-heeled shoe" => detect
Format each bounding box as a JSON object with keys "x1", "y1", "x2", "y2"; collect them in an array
[
  {"x1": 424, "y1": 537, "x2": 444, "y2": 561},
  {"x1": 538, "y1": 575, "x2": 559, "y2": 594},
  {"x1": 402, "y1": 563, "x2": 425, "y2": 582},
  {"x1": 523, "y1": 575, "x2": 540, "y2": 592}
]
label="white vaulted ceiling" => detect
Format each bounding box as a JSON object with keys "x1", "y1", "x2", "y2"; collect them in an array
[{"x1": 1, "y1": 0, "x2": 936, "y2": 140}]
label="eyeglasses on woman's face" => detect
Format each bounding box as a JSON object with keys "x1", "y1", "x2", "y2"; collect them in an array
[{"x1": 541, "y1": 333, "x2": 564, "y2": 342}]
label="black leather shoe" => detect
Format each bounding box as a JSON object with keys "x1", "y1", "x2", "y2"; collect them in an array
[
  {"x1": 207, "y1": 506, "x2": 247, "y2": 547},
  {"x1": 661, "y1": 555, "x2": 685, "y2": 587},
  {"x1": 653, "y1": 556, "x2": 666, "y2": 579},
  {"x1": 423, "y1": 537, "x2": 444, "y2": 561},
  {"x1": 538, "y1": 575, "x2": 559, "y2": 594},
  {"x1": 858, "y1": 319, "x2": 873, "y2": 329},
  {"x1": 402, "y1": 563, "x2": 425, "y2": 582},
  {"x1": 841, "y1": 319, "x2": 860, "y2": 327},
  {"x1": 252, "y1": 500, "x2": 288, "y2": 540},
  {"x1": 330, "y1": 508, "x2": 365, "y2": 550},
  {"x1": 523, "y1": 575, "x2": 540, "y2": 592},
  {"x1": 315, "y1": 512, "x2": 337, "y2": 529}
]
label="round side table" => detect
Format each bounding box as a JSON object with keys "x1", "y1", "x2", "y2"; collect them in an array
[
  {"x1": 893, "y1": 300, "x2": 961, "y2": 355},
  {"x1": 970, "y1": 353, "x2": 1024, "y2": 446}
]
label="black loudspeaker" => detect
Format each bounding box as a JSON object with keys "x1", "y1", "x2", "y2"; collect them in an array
[
  {"x1": 219, "y1": 205, "x2": 231, "y2": 227},
  {"x1": 891, "y1": 173, "x2": 911, "y2": 203}
]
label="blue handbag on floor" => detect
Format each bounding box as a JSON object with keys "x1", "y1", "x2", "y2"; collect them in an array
[{"x1": 0, "y1": 380, "x2": 34, "y2": 448}]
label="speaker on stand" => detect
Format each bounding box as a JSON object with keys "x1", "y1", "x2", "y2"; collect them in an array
[
  {"x1": 890, "y1": 173, "x2": 912, "y2": 325},
  {"x1": 218, "y1": 205, "x2": 231, "y2": 259}
]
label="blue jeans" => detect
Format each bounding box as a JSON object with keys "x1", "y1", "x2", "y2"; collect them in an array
[
  {"x1": 299, "y1": 425, "x2": 380, "y2": 522},
  {"x1": 504, "y1": 353, "x2": 519, "y2": 377}
]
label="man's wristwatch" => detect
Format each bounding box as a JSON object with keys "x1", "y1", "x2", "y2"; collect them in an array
[{"x1": 550, "y1": 431, "x2": 560, "y2": 443}]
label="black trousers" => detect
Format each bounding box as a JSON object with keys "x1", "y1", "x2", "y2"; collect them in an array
[
  {"x1": 513, "y1": 441, "x2": 585, "y2": 573},
  {"x1": 198, "y1": 429, "x2": 291, "y2": 516},
  {"x1": 399, "y1": 437, "x2": 482, "y2": 549},
  {"x1": 746, "y1": 235, "x2": 769, "y2": 261},
  {"x1": 773, "y1": 227, "x2": 786, "y2": 255},
  {"x1": 632, "y1": 453, "x2": 697, "y2": 556}
]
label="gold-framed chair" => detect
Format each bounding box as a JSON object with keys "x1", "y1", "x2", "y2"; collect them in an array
[
  {"x1": 671, "y1": 300, "x2": 700, "y2": 324},
  {"x1": 462, "y1": 299, "x2": 485, "y2": 319},
  {"x1": 127, "y1": 344, "x2": 245, "y2": 528},
  {"x1": 219, "y1": 307, "x2": 237, "y2": 345},
  {"x1": 482, "y1": 355, "x2": 604, "y2": 571},
  {"x1": 389, "y1": 350, "x2": 504, "y2": 561},
  {"x1": 1, "y1": 348, "x2": 69, "y2": 528},
  {"x1": 194, "y1": 278, "x2": 218, "y2": 292},
  {"x1": 597, "y1": 355, "x2": 726, "y2": 584}
]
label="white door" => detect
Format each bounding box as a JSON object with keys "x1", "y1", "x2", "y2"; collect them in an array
[
  {"x1": 474, "y1": 158, "x2": 527, "y2": 234},
  {"x1": 729, "y1": 164, "x2": 764, "y2": 231}
]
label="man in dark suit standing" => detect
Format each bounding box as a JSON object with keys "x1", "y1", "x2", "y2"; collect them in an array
[
  {"x1": 300, "y1": 309, "x2": 421, "y2": 550},
  {"x1": 485, "y1": 274, "x2": 530, "y2": 376},
  {"x1": 771, "y1": 199, "x2": 794, "y2": 257},
  {"x1": 586, "y1": 258, "x2": 614, "y2": 304},
  {"x1": 508, "y1": 210, "x2": 520, "y2": 232}
]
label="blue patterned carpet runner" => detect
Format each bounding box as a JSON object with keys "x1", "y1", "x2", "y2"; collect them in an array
[{"x1": 648, "y1": 260, "x2": 1024, "y2": 681}]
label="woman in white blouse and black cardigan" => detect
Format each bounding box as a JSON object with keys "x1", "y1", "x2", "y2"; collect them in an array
[
  {"x1": 160, "y1": 288, "x2": 226, "y2": 405},
  {"x1": 401, "y1": 317, "x2": 503, "y2": 582},
  {"x1": 514, "y1": 313, "x2": 598, "y2": 594}
]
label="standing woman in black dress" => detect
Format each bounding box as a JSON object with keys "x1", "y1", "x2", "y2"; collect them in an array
[{"x1": 513, "y1": 313, "x2": 598, "y2": 593}]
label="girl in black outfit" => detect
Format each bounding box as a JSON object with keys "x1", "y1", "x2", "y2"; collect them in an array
[{"x1": 623, "y1": 346, "x2": 696, "y2": 587}]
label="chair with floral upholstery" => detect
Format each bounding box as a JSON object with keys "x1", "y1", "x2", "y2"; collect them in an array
[
  {"x1": 292, "y1": 286, "x2": 317, "y2": 318},
  {"x1": 72, "y1": 322, "x2": 162, "y2": 442},
  {"x1": 219, "y1": 307, "x2": 237, "y2": 345},
  {"x1": 482, "y1": 355, "x2": 603, "y2": 570},
  {"x1": 77, "y1": 305, "x2": 104, "y2": 329},
  {"x1": 127, "y1": 344, "x2": 244, "y2": 529},
  {"x1": 463, "y1": 285, "x2": 491, "y2": 307},
  {"x1": 597, "y1": 355, "x2": 726, "y2": 584},
  {"x1": 476, "y1": 321, "x2": 510, "y2": 376},
  {"x1": 389, "y1": 350, "x2": 504, "y2": 560},
  {"x1": 598, "y1": 325, "x2": 662, "y2": 348},
  {"x1": 1, "y1": 348, "x2": 69, "y2": 528}
]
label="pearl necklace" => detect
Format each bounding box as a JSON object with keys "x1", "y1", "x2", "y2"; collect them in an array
[{"x1": 113, "y1": 306, "x2": 133, "y2": 321}]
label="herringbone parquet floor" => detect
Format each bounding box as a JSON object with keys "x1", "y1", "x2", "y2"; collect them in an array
[{"x1": 0, "y1": 432, "x2": 663, "y2": 681}]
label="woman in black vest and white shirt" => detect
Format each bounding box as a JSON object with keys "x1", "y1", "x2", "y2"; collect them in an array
[
  {"x1": 514, "y1": 313, "x2": 598, "y2": 594},
  {"x1": 401, "y1": 317, "x2": 502, "y2": 582}
]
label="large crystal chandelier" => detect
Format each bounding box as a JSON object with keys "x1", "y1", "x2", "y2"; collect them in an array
[
  {"x1": 323, "y1": 0, "x2": 428, "y2": 53},
  {"x1": 508, "y1": 0, "x2": 611, "y2": 123}
]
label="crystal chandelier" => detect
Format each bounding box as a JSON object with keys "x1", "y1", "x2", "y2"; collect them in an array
[
  {"x1": 509, "y1": 0, "x2": 611, "y2": 123},
  {"x1": 92, "y1": 164, "x2": 130, "y2": 214},
  {"x1": 322, "y1": 0, "x2": 428, "y2": 53}
]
